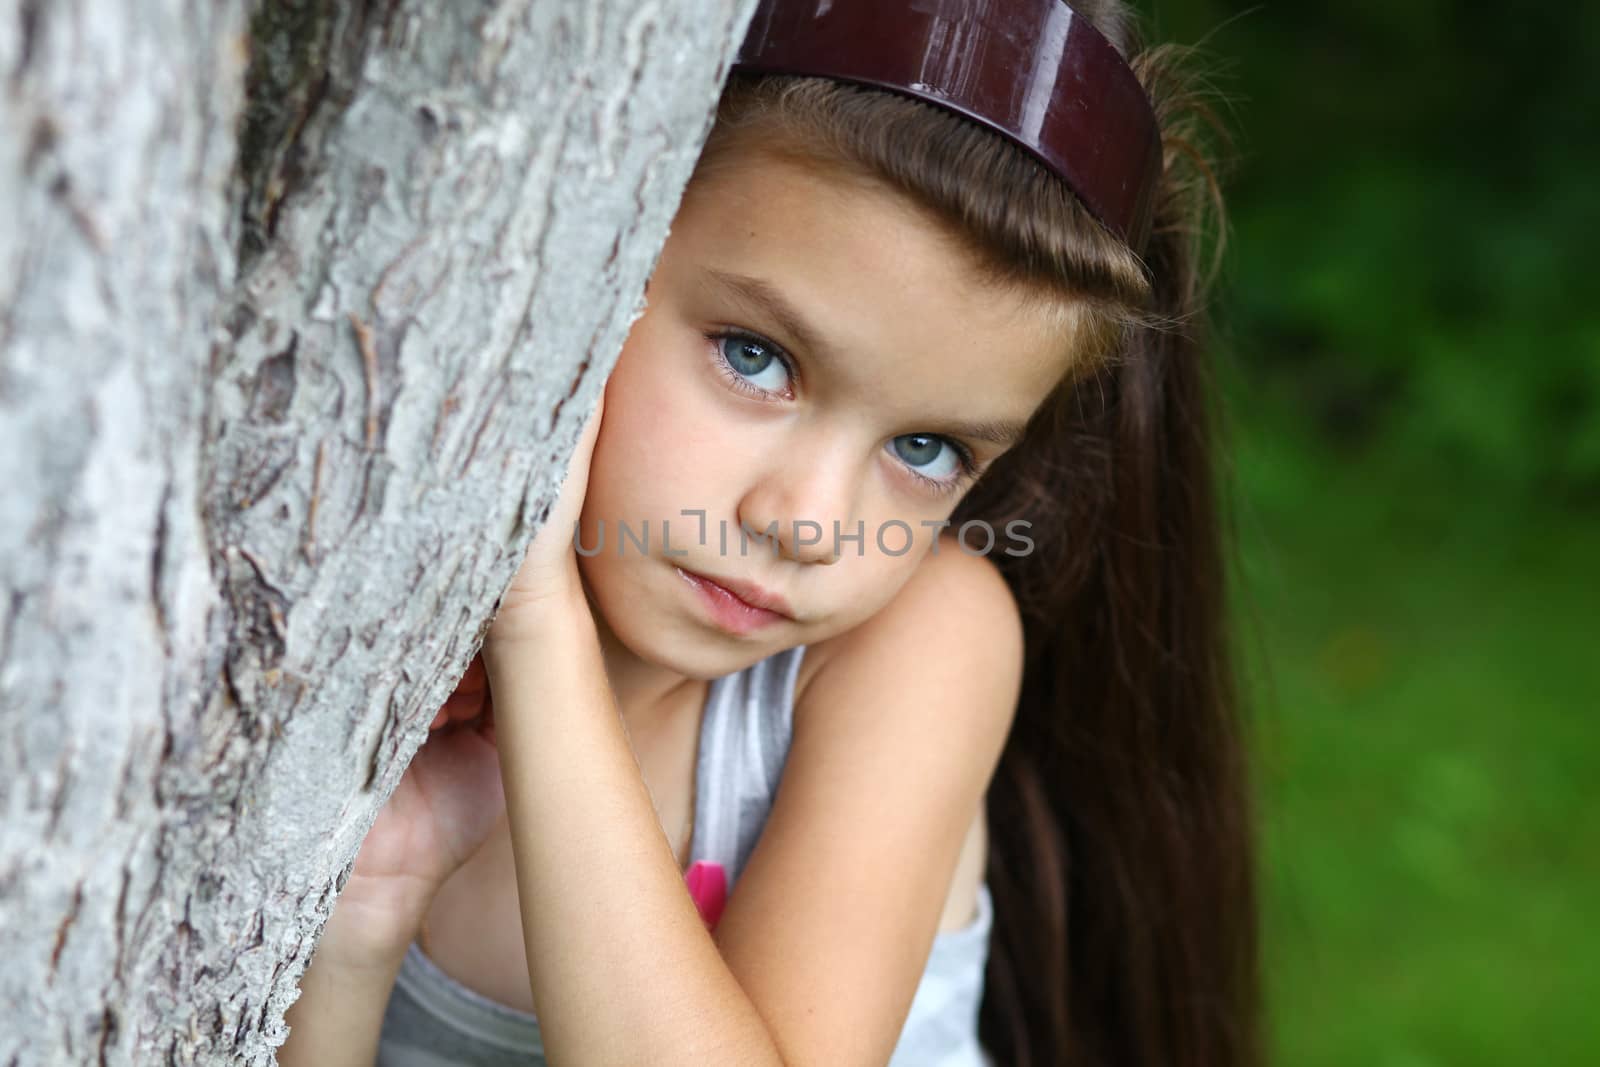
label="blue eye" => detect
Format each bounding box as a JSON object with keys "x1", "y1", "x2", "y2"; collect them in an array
[
  {"x1": 887, "y1": 432, "x2": 967, "y2": 486},
  {"x1": 707, "y1": 328, "x2": 976, "y2": 495},
  {"x1": 709, "y1": 331, "x2": 794, "y2": 397}
]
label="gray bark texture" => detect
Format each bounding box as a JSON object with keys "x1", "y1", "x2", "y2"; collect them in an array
[{"x1": 0, "y1": 0, "x2": 759, "y2": 1062}]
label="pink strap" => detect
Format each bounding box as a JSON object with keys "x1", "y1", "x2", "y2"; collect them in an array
[{"x1": 684, "y1": 860, "x2": 727, "y2": 931}]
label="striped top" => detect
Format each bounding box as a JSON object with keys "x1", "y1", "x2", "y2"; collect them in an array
[{"x1": 375, "y1": 644, "x2": 995, "y2": 1066}]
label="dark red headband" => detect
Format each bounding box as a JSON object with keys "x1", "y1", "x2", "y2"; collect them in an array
[{"x1": 731, "y1": 0, "x2": 1163, "y2": 254}]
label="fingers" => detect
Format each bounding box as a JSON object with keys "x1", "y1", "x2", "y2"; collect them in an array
[
  {"x1": 562, "y1": 392, "x2": 606, "y2": 487},
  {"x1": 431, "y1": 652, "x2": 493, "y2": 732},
  {"x1": 460, "y1": 653, "x2": 487, "y2": 694},
  {"x1": 478, "y1": 692, "x2": 497, "y2": 747}
]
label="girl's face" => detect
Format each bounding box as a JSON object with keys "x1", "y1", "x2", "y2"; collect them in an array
[{"x1": 578, "y1": 144, "x2": 1073, "y2": 679}]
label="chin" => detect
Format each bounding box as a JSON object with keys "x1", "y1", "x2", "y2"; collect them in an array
[
  {"x1": 615, "y1": 607, "x2": 781, "y2": 680},
  {"x1": 582, "y1": 557, "x2": 767, "y2": 678}
]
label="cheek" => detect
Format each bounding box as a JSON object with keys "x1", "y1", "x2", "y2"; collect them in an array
[
  {"x1": 798, "y1": 542, "x2": 928, "y2": 640},
  {"x1": 585, "y1": 352, "x2": 739, "y2": 525},
  {"x1": 583, "y1": 419, "x2": 676, "y2": 527}
]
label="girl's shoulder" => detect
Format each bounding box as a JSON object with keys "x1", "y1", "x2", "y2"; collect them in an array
[
  {"x1": 710, "y1": 538, "x2": 1018, "y2": 1058},
  {"x1": 796, "y1": 534, "x2": 1023, "y2": 712}
]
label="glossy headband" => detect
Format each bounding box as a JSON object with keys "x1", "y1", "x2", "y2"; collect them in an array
[{"x1": 730, "y1": 0, "x2": 1163, "y2": 254}]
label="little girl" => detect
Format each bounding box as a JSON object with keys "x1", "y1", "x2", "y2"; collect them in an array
[{"x1": 281, "y1": 1, "x2": 1257, "y2": 1064}]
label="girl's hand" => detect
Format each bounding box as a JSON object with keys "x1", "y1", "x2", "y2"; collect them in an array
[
  {"x1": 339, "y1": 653, "x2": 505, "y2": 948},
  {"x1": 491, "y1": 391, "x2": 606, "y2": 640},
  {"x1": 333, "y1": 394, "x2": 604, "y2": 958}
]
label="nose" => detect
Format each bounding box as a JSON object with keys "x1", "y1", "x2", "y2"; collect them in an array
[{"x1": 736, "y1": 449, "x2": 861, "y2": 566}]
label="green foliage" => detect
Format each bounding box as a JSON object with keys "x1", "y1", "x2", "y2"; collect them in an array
[
  {"x1": 1137, "y1": 1, "x2": 1600, "y2": 1061},
  {"x1": 1231, "y1": 428, "x2": 1599, "y2": 1065},
  {"x1": 1154, "y1": 0, "x2": 1600, "y2": 502}
]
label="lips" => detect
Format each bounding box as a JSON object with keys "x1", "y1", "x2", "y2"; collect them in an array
[
  {"x1": 673, "y1": 565, "x2": 795, "y2": 636},
  {"x1": 676, "y1": 566, "x2": 795, "y2": 619}
]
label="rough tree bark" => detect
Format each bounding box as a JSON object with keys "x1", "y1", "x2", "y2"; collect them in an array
[{"x1": 0, "y1": 0, "x2": 759, "y2": 1062}]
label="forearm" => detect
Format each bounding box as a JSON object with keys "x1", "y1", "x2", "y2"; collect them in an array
[
  {"x1": 484, "y1": 598, "x2": 785, "y2": 1066},
  {"x1": 278, "y1": 895, "x2": 415, "y2": 1067}
]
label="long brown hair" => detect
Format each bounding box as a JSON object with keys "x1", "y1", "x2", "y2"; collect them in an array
[{"x1": 694, "y1": 4, "x2": 1257, "y2": 1064}]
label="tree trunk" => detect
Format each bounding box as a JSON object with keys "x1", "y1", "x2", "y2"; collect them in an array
[{"x1": 0, "y1": 1, "x2": 758, "y2": 1062}]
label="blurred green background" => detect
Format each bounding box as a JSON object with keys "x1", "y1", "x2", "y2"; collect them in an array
[{"x1": 1142, "y1": 2, "x2": 1599, "y2": 1063}]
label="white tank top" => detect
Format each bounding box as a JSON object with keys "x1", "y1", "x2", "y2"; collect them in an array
[{"x1": 375, "y1": 644, "x2": 995, "y2": 1066}]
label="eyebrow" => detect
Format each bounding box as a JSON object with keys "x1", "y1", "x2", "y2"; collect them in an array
[
  {"x1": 703, "y1": 267, "x2": 835, "y2": 365},
  {"x1": 701, "y1": 267, "x2": 1030, "y2": 451},
  {"x1": 943, "y1": 416, "x2": 1028, "y2": 448}
]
